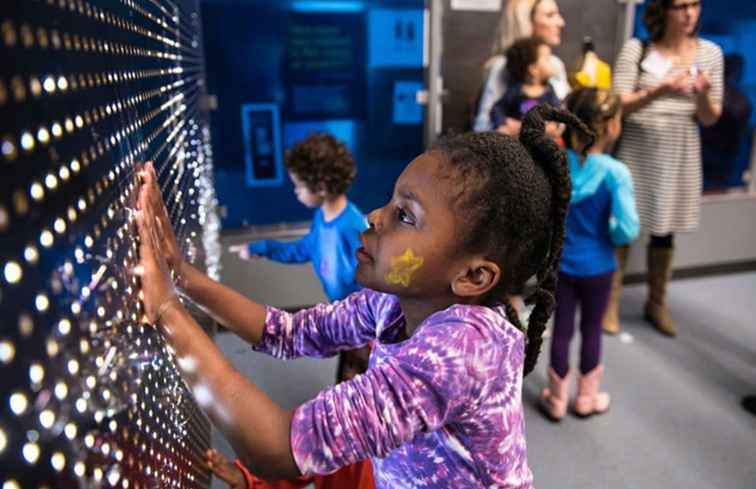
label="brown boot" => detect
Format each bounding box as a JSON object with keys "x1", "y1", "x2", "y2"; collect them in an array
[
  {"x1": 645, "y1": 246, "x2": 676, "y2": 336},
  {"x1": 573, "y1": 365, "x2": 611, "y2": 417},
  {"x1": 602, "y1": 246, "x2": 629, "y2": 335}
]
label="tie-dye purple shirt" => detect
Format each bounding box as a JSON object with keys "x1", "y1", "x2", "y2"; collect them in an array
[{"x1": 254, "y1": 289, "x2": 533, "y2": 488}]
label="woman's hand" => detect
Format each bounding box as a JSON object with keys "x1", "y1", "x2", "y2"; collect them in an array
[
  {"x1": 692, "y1": 71, "x2": 712, "y2": 97},
  {"x1": 135, "y1": 172, "x2": 181, "y2": 324},
  {"x1": 692, "y1": 70, "x2": 720, "y2": 126},
  {"x1": 139, "y1": 162, "x2": 185, "y2": 277},
  {"x1": 658, "y1": 71, "x2": 693, "y2": 96}
]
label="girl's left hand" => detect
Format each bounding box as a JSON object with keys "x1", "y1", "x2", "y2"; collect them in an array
[{"x1": 135, "y1": 175, "x2": 180, "y2": 323}]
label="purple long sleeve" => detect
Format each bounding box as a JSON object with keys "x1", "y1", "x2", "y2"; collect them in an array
[
  {"x1": 263, "y1": 289, "x2": 533, "y2": 488},
  {"x1": 253, "y1": 289, "x2": 400, "y2": 359}
]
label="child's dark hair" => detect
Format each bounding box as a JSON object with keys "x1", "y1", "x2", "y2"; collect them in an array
[
  {"x1": 432, "y1": 105, "x2": 593, "y2": 375},
  {"x1": 285, "y1": 133, "x2": 356, "y2": 196},
  {"x1": 563, "y1": 88, "x2": 621, "y2": 152},
  {"x1": 505, "y1": 37, "x2": 546, "y2": 85}
]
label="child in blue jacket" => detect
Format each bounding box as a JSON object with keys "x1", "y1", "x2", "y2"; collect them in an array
[
  {"x1": 540, "y1": 88, "x2": 639, "y2": 421},
  {"x1": 231, "y1": 133, "x2": 367, "y2": 303}
]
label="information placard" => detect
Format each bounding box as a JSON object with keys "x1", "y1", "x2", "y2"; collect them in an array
[{"x1": 241, "y1": 103, "x2": 284, "y2": 187}]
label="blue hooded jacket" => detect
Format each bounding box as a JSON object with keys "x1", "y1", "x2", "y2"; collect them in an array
[{"x1": 560, "y1": 150, "x2": 640, "y2": 277}]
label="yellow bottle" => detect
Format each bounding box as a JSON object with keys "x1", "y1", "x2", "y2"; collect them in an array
[{"x1": 572, "y1": 37, "x2": 612, "y2": 90}]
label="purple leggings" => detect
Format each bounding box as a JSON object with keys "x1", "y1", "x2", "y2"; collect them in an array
[{"x1": 550, "y1": 271, "x2": 613, "y2": 378}]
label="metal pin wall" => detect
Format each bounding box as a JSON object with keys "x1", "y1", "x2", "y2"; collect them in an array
[{"x1": 0, "y1": 1, "x2": 220, "y2": 487}]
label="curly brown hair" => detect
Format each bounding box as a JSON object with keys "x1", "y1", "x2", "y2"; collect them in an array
[
  {"x1": 284, "y1": 133, "x2": 356, "y2": 196},
  {"x1": 432, "y1": 105, "x2": 593, "y2": 376},
  {"x1": 643, "y1": 0, "x2": 701, "y2": 42},
  {"x1": 505, "y1": 37, "x2": 546, "y2": 85}
]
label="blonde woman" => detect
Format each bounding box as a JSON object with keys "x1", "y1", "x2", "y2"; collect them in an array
[{"x1": 473, "y1": 0, "x2": 569, "y2": 134}]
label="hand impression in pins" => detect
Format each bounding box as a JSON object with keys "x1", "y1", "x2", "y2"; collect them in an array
[
  {"x1": 140, "y1": 162, "x2": 184, "y2": 275},
  {"x1": 137, "y1": 162, "x2": 189, "y2": 292},
  {"x1": 134, "y1": 164, "x2": 181, "y2": 325}
]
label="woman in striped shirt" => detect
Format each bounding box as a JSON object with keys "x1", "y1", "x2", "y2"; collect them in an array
[{"x1": 607, "y1": 0, "x2": 723, "y2": 337}]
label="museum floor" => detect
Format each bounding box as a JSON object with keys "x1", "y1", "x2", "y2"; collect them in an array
[{"x1": 212, "y1": 272, "x2": 756, "y2": 489}]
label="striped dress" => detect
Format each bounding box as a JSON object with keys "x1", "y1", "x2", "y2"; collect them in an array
[{"x1": 614, "y1": 38, "x2": 723, "y2": 235}]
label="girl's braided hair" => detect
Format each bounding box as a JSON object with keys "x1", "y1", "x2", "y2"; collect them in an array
[{"x1": 432, "y1": 104, "x2": 593, "y2": 375}]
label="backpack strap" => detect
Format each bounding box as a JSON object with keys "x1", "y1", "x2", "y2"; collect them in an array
[
  {"x1": 637, "y1": 39, "x2": 650, "y2": 73},
  {"x1": 631, "y1": 38, "x2": 650, "y2": 92}
]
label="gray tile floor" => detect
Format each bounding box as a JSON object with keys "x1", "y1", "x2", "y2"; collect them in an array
[
  {"x1": 211, "y1": 272, "x2": 756, "y2": 489},
  {"x1": 524, "y1": 272, "x2": 756, "y2": 489}
]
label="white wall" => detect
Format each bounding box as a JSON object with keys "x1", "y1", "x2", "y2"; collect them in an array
[{"x1": 625, "y1": 197, "x2": 756, "y2": 275}]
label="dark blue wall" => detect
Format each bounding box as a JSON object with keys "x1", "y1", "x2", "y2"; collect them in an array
[{"x1": 202, "y1": 0, "x2": 426, "y2": 227}]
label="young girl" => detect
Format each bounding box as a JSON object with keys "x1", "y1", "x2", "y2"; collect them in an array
[
  {"x1": 491, "y1": 37, "x2": 561, "y2": 135},
  {"x1": 134, "y1": 104, "x2": 590, "y2": 488},
  {"x1": 539, "y1": 89, "x2": 639, "y2": 421}
]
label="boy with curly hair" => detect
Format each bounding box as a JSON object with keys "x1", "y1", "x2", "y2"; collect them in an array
[
  {"x1": 231, "y1": 133, "x2": 367, "y2": 303},
  {"x1": 230, "y1": 132, "x2": 369, "y2": 382}
]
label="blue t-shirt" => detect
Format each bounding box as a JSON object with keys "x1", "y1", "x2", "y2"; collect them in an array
[
  {"x1": 560, "y1": 150, "x2": 639, "y2": 277},
  {"x1": 248, "y1": 201, "x2": 367, "y2": 301}
]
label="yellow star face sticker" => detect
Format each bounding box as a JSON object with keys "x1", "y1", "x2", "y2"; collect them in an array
[{"x1": 385, "y1": 248, "x2": 424, "y2": 287}]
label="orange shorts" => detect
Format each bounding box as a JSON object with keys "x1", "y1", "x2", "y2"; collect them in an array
[{"x1": 235, "y1": 458, "x2": 375, "y2": 489}]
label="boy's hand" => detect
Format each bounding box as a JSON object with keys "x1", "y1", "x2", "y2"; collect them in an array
[{"x1": 228, "y1": 244, "x2": 259, "y2": 261}]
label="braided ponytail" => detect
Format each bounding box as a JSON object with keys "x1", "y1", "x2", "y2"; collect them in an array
[
  {"x1": 431, "y1": 107, "x2": 592, "y2": 376},
  {"x1": 518, "y1": 104, "x2": 594, "y2": 376}
]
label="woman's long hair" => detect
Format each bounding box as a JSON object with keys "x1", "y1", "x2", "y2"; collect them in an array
[{"x1": 488, "y1": 0, "x2": 543, "y2": 63}]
